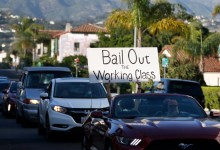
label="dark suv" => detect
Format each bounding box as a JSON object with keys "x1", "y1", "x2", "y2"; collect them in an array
[{"x1": 149, "y1": 78, "x2": 205, "y2": 108}]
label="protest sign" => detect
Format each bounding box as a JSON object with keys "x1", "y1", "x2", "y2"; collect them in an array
[{"x1": 87, "y1": 47, "x2": 160, "y2": 83}]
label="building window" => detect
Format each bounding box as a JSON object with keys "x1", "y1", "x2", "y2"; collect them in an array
[
  {"x1": 37, "y1": 49, "x2": 41, "y2": 55},
  {"x1": 74, "y1": 42, "x2": 80, "y2": 52}
]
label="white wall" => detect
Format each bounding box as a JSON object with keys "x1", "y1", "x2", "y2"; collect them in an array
[
  {"x1": 57, "y1": 33, "x2": 99, "y2": 62},
  {"x1": 0, "y1": 51, "x2": 7, "y2": 62},
  {"x1": 0, "y1": 51, "x2": 20, "y2": 67},
  {"x1": 203, "y1": 72, "x2": 220, "y2": 86}
]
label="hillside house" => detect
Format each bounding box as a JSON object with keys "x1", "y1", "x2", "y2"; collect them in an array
[
  {"x1": 36, "y1": 23, "x2": 107, "y2": 62},
  {"x1": 160, "y1": 45, "x2": 220, "y2": 86}
]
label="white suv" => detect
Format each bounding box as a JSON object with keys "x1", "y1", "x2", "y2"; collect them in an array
[{"x1": 38, "y1": 77, "x2": 109, "y2": 140}]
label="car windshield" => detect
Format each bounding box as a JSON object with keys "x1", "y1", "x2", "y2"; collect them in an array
[
  {"x1": 25, "y1": 71, "x2": 72, "y2": 88},
  {"x1": 54, "y1": 82, "x2": 107, "y2": 98},
  {"x1": 113, "y1": 94, "x2": 207, "y2": 118}
]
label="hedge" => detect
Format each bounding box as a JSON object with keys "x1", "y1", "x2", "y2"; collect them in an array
[{"x1": 202, "y1": 86, "x2": 220, "y2": 109}]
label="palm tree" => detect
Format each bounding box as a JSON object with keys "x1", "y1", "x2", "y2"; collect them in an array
[
  {"x1": 105, "y1": 0, "x2": 188, "y2": 47},
  {"x1": 212, "y1": 5, "x2": 220, "y2": 17},
  {"x1": 11, "y1": 17, "x2": 44, "y2": 57}
]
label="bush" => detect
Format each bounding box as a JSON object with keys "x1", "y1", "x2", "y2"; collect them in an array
[{"x1": 202, "y1": 86, "x2": 220, "y2": 109}]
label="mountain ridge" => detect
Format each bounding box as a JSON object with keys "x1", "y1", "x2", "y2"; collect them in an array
[{"x1": 0, "y1": 0, "x2": 219, "y2": 24}]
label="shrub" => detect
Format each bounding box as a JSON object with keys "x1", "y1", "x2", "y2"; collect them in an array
[{"x1": 202, "y1": 86, "x2": 220, "y2": 109}]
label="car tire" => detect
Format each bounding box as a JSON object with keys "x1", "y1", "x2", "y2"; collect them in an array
[
  {"x1": 15, "y1": 109, "x2": 21, "y2": 123},
  {"x1": 38, "y1": 110, "x2": 46, "y2": 135},
  {"x1": 46, "y1": 114, "x2": 55, "y2": 141},
  {"x1": 105, "y1": 140, "x2": 114, "y2": 150},
  {"x1": 81, "y1": 134, "x2": 91, "y2": 150},
  {"x1": 21, "y1": 109, "x2": 29, "y2": 127}
]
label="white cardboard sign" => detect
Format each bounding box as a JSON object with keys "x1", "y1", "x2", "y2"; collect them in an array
[{"x1": 87, "y1": 47, "x2": 160, "y2": 83}]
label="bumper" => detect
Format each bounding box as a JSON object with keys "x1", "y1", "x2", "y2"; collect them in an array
[
  {"x1": 48, "y1": 109, "x2": 82, "y2": 132},
  {"x1": 23, "y1": 104, "x2": 38, "y2": 122}
]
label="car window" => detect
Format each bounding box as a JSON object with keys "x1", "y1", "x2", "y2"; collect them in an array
[
  {"x1": 9, "y1": 82, "x2": 18, "y2": 93},
  {"x1": 169, "y1": 81, "x2": 203, "y2": 96},
  {"x1": 54, "y1": 82, "x2": 107, "y2": 98},
  {"x1": 25, "y1": 71, "x2": 71, "y2": 88},
  {"x1": 113, "y1": 95, "x2": 206, "y2": 118}
]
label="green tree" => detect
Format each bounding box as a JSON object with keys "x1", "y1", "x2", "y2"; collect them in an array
[
  {"x1": 37, "y1": 55, "x2": 59, "y2": 66},
  {"x1": 92, "y1": 28, "x2": 133, "y2": 47},
  {"x1": 60, "y1": 55, "x2": 88, "y2": 77},
  {"x1": 11, "y1": 17, "x2": 44, "y2": 66},
  {"x1": 212, "y1": 4, "x2": 220, "y2": 17},
  {"x1": 105, "y1": 0, "x2": 189, "y2": 47}
]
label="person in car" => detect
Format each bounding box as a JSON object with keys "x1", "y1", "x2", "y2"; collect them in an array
[
  {"x1": 155, "y1": 99, "x2": 180, "y2": 117},
  {"x1": 165, "y1": 99, "x2": 180, "y2": 116}
]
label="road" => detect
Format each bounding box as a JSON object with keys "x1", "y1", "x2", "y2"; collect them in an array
[
  {"x1": 0, "y1": 113, "x2": 81, "y2": 150},
  {"x1": 0, "y1": 69, "x2": 82, "y2": 149}
]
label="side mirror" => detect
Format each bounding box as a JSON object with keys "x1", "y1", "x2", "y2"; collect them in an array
[
  {"x1": 40, "y1": 92, "x2": 49, "y2": 100},
  {"x1": 90, "y1": 111, "x2": 103, "y2": 118},
  {"x1": 17, "y1": 82, "x2": 22, "y2": 88}
]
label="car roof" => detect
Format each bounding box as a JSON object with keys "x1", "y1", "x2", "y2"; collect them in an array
[
  {"x1": 113, "y1": 93, "x2": 193, "y2": 99},
  {"x1": 53, "y1": 77, "x2": 91, "y2": 83},
  {"x1": 161, "y1": 78, "x2": 200, "y2": 84},
  {"x1": 23, "y1": 67, "x2": 71, "y2": 72}
]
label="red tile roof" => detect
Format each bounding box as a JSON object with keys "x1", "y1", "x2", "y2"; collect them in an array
[
  {"x1": 161, "y1": 45, "x2": 220, "y2": 72},
  {"x1": 203, "y1": 57, "x2": 220, "y2": 72},
  {"x1": 71, "y1": 23, "x2": 107, "y2": 33},
  {"x1": 160, "y1": 45, "x2": 188, "y2": 59},
  {"x1": 39, "y1": 30, "x2": 66, "y2": 38}
]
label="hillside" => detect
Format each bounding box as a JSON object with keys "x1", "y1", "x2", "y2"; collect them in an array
[
  {"x1": 0, "y1": 0, "x2": 125, "y2": 24},
  {"x1": 0, "y1": 0, "x2": 219, "y2": 23},
  {"x1": 169, "y1": 0, "x2": 220, "y2": 19}
]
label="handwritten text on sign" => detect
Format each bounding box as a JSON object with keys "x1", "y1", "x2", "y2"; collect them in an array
[{"x1": 87, "y1": 47, "x2": 160, "y2": 83}]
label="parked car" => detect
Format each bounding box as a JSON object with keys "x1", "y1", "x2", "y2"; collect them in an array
[
  {"x1": 1, "y1": 81, "x2": 18, "y2": 117},
  {"x1": 149, "y1": 78, "x2": 205, "y2": 108},
  {"x1": 38, "y1": 77, "x2": 109, "y2": 140},
  {"x1": 16, "y1": 67, "x2": 72, "y2": 127},
  {"x1": 82, "y1": 93, "x2": 220, "y2": 150},
  {"x1": 0, "y1": 80, "x2": 10, "y2": 111}
]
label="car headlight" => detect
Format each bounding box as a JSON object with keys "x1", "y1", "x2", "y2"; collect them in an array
[
  {"x1": 23, "y1": 99, "x2": 39, "y2": 104},
  {"x1": 29, "y1": 99, "x2": 39, "y2": 104},
  {"x1": 51, "y1": 105, "x2": 67, "y2": 113},
  {"x1": 116, "y1": 136, "x2": 141, "y2": 146}
]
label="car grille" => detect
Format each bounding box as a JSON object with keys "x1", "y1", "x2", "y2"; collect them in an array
[
  {"x1": 146, "y1": 139, "x2": 220, "y2": 150},
  {"x1": 65, "y1": 108, "x2": 97, "y2": 124}
]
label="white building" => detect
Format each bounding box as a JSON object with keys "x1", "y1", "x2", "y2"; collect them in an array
[{"x1": 36, "y1": 23, "x2": 107, "y2": 62}]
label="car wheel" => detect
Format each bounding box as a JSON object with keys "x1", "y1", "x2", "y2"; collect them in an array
[
  {"x1": 15, "y1": 109, "x2": 21, "y2": 123},
  {"x1": 21, "y1": 109, "x2": 29, "y2": 127},
  {"x1": 46, "y1": 114, "x2": 55, "y2": 141},
  {"x1": 38, "y1": 110, "x2": 46, "y2": 135},
  {"x1": 81, "y1": 134, "x2": 91, "y2": 150},
  {"x1": 105, "y1": 141, "x2": 114, "y2": 150}
]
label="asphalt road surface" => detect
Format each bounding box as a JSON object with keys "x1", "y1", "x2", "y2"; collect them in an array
[{"x1": 0, "y1": 113, "x2": 81, "y2": 150}]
